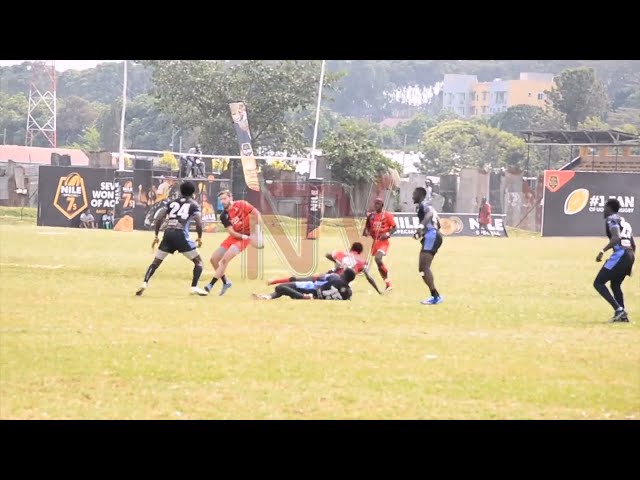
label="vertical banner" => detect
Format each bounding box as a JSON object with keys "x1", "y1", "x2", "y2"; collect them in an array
[
  {"x1": 229, "y1": 101, "x2": 260, "y2": 192},
  {"x1": 113, "y1": 171, "x2": 135, "y2": 231},
  {"x1": 306, "y1": 179, "x2": 323, "y2": 239}
]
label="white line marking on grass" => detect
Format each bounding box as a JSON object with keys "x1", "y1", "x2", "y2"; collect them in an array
[{"x1": 0, "y1": 262, "x2": 65, "y2": 269}]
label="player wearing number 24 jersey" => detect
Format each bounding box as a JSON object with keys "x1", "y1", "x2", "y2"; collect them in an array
[{"x1": 136, "y1": 181, "x2": 209, "y2": 297}]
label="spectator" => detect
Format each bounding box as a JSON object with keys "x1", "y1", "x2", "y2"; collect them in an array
[
  {"x1": 80, "y1": 210, "x2": 96, "y2": 228},
  {"x1": 102, "y1": 209, "x2": 114, "y2": 229},
  {"x1": 477, "y1": 197, "x2": 492, "y2": 236}
]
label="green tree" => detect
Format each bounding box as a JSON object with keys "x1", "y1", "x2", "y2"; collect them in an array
[
  {"x1": 417, "y1": 120, "x2": 527, "y2": 175},
  {"x1": 142, "y1": 60, "x2": 341, "y2": 156},
  {"x1": 489, "y1": 104, "x2": 567, "y2": 134},
  {"x1": 0, "y1": 92, "x2": 28, "y2": 145},
  {"x1": 57, "y1": 96, "x2": 103, "y2": 146},
  {"x1": 578, "y1": 116, "x2": 610, "y2": 130},
  {"x1": 70, "y1": 126, "x2": 101, "y2": 152},
  {"x1": 546, "y1": 67, "x2": 610, "y2": 129},
  {"x1": 319, "y1": 119, "x2": 400, "y2": 187}
]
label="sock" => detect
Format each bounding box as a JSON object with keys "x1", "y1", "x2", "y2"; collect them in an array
[
  {"x1": 192, "y1": 264, "x2": 203, "y2": 287},
  {"x1": 593, "y1": 282, "x2": 621, "y2": 311},
  {"x1": 208, "y1": 277, "x2": 219, "y2": 288},
  {"x1": 143, "y1": 264, "x2": 158, "y2": 283},
  {"x1": 430, "y1": 288, "x2": 440, "y2": 298},
  {"x1": 378, "y1": 264, "x2": 388, "y2": 280},
  {"x1": 221, "y1": 275, "x2": 228, "y2": 285}
]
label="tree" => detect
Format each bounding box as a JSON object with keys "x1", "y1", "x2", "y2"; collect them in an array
[
  {"x1": 125, "y1": 94, "x2": 173, "y2": 150},
  {"x1": 488, "y1": 104, "x2": 567, "y2": 134},
  {"x1": 319, "y1": 119, "x2": 400, "y2": 187},
  {"x1": 546, "y1": 67, "x2": 610, "y2": 129},
  {"x1": 320, "y1": 120, "x2": 400, "y2": 186},
  {"x1": 141, "y1": 60, "x2": 341, "y2": 156},
  {"x1": 578, "y1": 116, "x2": 610, "y2": 130},
  {"x1": 0, "y1": 93, "x2": 28, "y2": 145},
  {"x1": 417, "y1": 120, "x2": 527, "y2": 175},
  {"x1": 57, "y1": 96, "x2": 103, "y2": 146},
  {"x1": 70, "y1": 126, "x2": 101, "y2": 152}
]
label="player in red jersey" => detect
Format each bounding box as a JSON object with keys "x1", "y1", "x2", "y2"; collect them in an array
[
  {"x1": 363, "y1": 198, "x2": 397, "y2": 291},
  {"x1": 204, "y1": 189, "x2": 262, "y2": 295},
  {"x1": 267, "y1": 242, "x2": 383, "y2": 294}
]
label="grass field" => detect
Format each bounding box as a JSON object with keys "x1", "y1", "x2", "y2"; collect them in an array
[{"x1": 1, "y1": 207, "x2": 638, "y2": 419}]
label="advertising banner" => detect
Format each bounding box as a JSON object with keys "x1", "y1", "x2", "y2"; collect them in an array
[
  {"x1": 392, "y1": 212, "x2": 508, "y2": 237},
  {"x1": 37, "y1": 166, "x2": 116, "y2": 228},
  {"x1": 542, "y1": 171, "x2": 639, "y2": 236}
]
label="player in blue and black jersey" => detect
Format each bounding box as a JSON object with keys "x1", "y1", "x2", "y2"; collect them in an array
[
  {"x1": 594, "y1": 198, "x2": 636, "y2": 322},
  {"x1": 136, "y1": 181, "x2": 209, "y2": 297}
]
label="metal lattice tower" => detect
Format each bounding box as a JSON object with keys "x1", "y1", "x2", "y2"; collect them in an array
[{"x1": 25, "y1": 61, "x2": 57, "y2": 147}]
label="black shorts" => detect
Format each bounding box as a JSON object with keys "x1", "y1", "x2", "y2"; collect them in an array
[
  {"x1": 595, "y1": 249, "x2": 635, "y2": 283},
  {"x1": 421, "y1": 229, "x2": 443, "y2": 256},
  {"x1": 159, "y1": 228, "x2": 196, "y2": 254}
]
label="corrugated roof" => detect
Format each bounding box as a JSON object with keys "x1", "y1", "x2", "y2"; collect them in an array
[{"x1": 0, "y1": 145, "x2": 90, "y2": 165}]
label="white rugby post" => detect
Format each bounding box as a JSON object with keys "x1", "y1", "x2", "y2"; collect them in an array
[
  {"x1": 118, "y1": 60, "x2": 128, "y2": 171},
  {"x1": 309, "y1": 59, "x2": 326, "y2": 180}
]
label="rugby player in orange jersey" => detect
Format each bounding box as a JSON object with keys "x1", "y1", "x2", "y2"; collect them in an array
[
  {"x1": 363, "y1": 198, "x2": 397, "y2": 291},
  {"x1": 204, "y1": 189, "x2": 262, "y2": 296}
]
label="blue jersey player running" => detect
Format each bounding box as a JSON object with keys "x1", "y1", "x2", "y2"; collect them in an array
[
  {"x1": 413, "y1": 187, "x2": 444, "y2": 305},
  {"x1": 136, "y1": 181, "x2": 209, "y2": 297},
  {"x1": 594, "y1": 198, "x2": 636, "y2": 322}
]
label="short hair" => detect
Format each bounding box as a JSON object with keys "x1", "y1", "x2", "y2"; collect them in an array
[
  {"x1": 180, "y1": 181, "x2": 196, "y2": 197},
  {"x1": 351, "y1": 242, "x2": 364, "y2": 254},
  {"x1": 342, "y1": 268, "x2": 356, "y2": 284},
  {"x1": 217, "y1": 189, "x2": 232, "y2": 198},
  {"x1": 415, "y1": 187, "x2": 427, "y2": 197},
  {"x1": 606, "y1": 198, "x2": 621, "y2": 212}
]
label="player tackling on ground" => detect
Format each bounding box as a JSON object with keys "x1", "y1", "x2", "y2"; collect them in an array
[
  {"x1": 363, "y1": 198, "x2": 397, "y2": 291},
  {"x1": 413, "y1": 186, "x2": 444, "y2": 305},
  {"x1": 136, "y1": 181, "x2": 208, "y2": 296},
  {"x1": 594, "y1": 198, "x2": 635, "y2": 322},
  {"x1": 204, "y1": 189, "x2": 262, "y2": 296},
  {"x1": 254, "y1": 268, "x2": 356, "y2": 301},
  {"x1": 266, "y1": 241, "x2": 383, "y2": 294}
]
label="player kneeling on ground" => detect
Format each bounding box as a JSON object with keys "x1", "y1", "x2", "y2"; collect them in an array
[
  {"x1": 136, "y1": 181, "x2": 209, "y2": 297},
  {"x1": 254, "y1": 268, "x2": 356, "y2": 301}
]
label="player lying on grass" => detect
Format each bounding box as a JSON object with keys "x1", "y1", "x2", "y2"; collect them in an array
[
  {"x1": 266, "y1": 242, "x2": 383, "y2": 294},
  {"x1": 253, "y1": 268, "x2": 356, "y2": 300}
]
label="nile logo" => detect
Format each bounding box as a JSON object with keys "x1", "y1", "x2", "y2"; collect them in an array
[
  {"x1": 53, "y1": 172, "x2": 88, "y2": 219},
  {"x1": 564, "y1": 188, "x2": 590, "y2": 215}
]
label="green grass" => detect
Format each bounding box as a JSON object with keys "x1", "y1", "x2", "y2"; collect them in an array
[{"x1": 1, "y1": 208, "x2": 638, "y2": 419}]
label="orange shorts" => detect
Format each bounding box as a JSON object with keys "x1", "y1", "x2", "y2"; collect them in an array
[
  {"x1": 221, "y1": 235, "x2": 251, "y2": 253},
  {"x1": 371, "y1": 239, "x2": 390, "y2": 256}
]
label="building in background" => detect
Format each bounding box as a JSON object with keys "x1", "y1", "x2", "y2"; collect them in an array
[{"x1": 443, "y1": 72, "x2": 555, "y2": 118}]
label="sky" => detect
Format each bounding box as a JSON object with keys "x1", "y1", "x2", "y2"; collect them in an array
[{"x1": 0, "y1": 60, "x2": 121, "y2": 71}]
